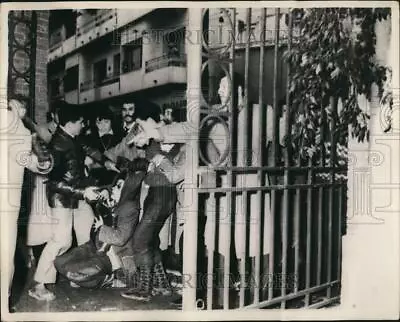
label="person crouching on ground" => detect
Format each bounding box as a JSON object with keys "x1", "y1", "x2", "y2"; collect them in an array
[{"x1": 95, "y1": 104, "x2": 181, "y2": 302}]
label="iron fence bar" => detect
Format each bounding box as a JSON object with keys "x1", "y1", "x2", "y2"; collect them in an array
[
  {"x1": 269, "y1": 9, "x2": 280, "y2": 304},
  {"x1": 280, "y1": 8, "x2": 292, "y2": 308},
  {"x1": 242, "y1": 280, "x2": 340, "y2": 309},
  {"x1": 304, "y1": 159, "x2": 314, "y2": 306},
  {"x1": 238, "y1": 7, "x2": 252, "y2": 308},
  {"x1": 327, "y1": 98, "x2": 338, "y2": 299},
  {"x1": 197, "y1": 182, "x2": 345, "y2": 194},
  {"x1": 182, "y1": 7, "x2": 202, "y2": 311},
  {"x1": 257, "y1": 7, "x2": 267, "y2": 304},
  {"x1": 253, "y1": 6, "x2": 262, "y2": 305},
  {"x1": 207, "y1": 192, "x2": 216, "y2": 310},
  {"x1": 293, "y1": 166, "x2": 301, "y2": 292},
  {"x1": 211, "y1": 165, "x2": 347, "y2": 172},
  {"x1": 337, "y1": 185, "x2": 343, "y2": 283},
  {"x1": 307, "y1": 296, "x2": 341, "y2": 309},
  {"x1": 272, "y1": 8, "x2": 280, "y2": 166},
  {"x1": 317, "y1": 185, "x2": 324, "y2": 286},
  {"x1": 317, "y1": 109, "x2": 327, "y2": 286},
  {"x1": 223, "y1": 8, "x2": 236, "y2": 310},
  {"x1": 243, "y1": 8, "x2": 251, "y2": 167}
]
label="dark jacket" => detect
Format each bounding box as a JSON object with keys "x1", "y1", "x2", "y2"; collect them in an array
[
  {"x1": 81, "y1": 131, "x2": 121, "y2": 186},
  {"x1": 46, "y1": 127, "x2": 95, "y2": 209}
]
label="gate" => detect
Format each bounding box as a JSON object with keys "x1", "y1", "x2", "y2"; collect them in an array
[{"x1": 182, "y1": 7, "x2": 347, "y2": 310}]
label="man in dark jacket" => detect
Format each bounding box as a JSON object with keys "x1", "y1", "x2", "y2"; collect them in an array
[{"x1": 29, "y1": 103, "x2": 100, "y2": 301}]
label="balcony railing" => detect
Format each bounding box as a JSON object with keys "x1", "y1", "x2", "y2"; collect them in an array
[
  {"x1": 80, "y1": 73, "x2": 120, "y2": 92},
  {"x1": 77, "y1": 9, "x2": 115, "y2": 36},
  {"x1": 98, "y1": 72, "x2": 120, "y2": 87},
  {"x1": 145, "y1": 54, "x2": 187, "y2": 73}
]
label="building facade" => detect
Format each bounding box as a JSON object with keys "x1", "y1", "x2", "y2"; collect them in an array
[
  {"x1": 47, "y1": 8, "x2": 290, "y2": 116},
  {"x1": 47, "y1": 8, "x2": 188, "y2": 116}
]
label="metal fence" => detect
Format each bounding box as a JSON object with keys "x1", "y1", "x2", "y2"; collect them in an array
[{"x1": 182, "y1": 8, "x2": 347, "y2": 310}]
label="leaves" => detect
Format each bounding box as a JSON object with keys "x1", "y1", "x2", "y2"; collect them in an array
[{"x1": 284, "y1": 8, "x2": 390, "y2": 161}]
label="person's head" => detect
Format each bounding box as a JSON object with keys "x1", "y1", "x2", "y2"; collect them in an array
[
  {"x1": 217, "y1": 72, "x2": 244, "y2": 111},
  {"x1": 57, "y1": 103, "x2": 85, "y2": 137},
  {"x1": 95, "y1": 107, "x2": 113, "y2": 134},
  {"x1": 160, "y1": 107, "x2": 173, "y2": 125},
  {"x1": 8, "y1": 99, "x2": 27, "y2": 119},
  {"x1": 121, "y1": 102, "x2": 135, "y2": 125}
]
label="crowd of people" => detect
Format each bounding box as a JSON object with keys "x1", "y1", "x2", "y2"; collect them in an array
[
  {"x1": 7, "y1": 95, "x2": 189, "y2": 307},
  {"x1": 7, "y1": 73, "x2": 289, "y2": 310}
]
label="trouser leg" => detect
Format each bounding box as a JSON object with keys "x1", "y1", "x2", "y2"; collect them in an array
[
  {"x1": 73, "y1": 200, "x2": 95, "y2": 246},
  {"x1": 132, "y1": 186, "x2": 177, "y2": 267},
  {"x1": 34, "y1": 207, "x2": 73, "y2": 284}
]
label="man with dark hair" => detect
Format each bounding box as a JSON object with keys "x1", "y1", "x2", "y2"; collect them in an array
[
  {"x1": 28, "y1": 102, "x2": 100, "y2": 301},
  {"x1": 121, "y1": 102, "x2": 136, "y2": 136}
]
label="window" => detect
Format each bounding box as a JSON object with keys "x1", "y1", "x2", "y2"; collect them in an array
[
  {"x1": 122, "y1": 38, "x2": 142, "y2": 73},
  {"x1": 50, "y1": 78, "x2": 62, "y2": 97},
  {"x1": 113, "y1": 53, "x2": 120, "y2": 76},
  {"x1": 93, "y1": 59, "x2": 107, "y2": 87},
  {"x1": 63, "y1": 65, "x2": 79, "y2": 92}
]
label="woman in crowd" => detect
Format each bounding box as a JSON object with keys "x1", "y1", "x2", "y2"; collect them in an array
[{"x1": 82, "y1": 107, "x2": 121, "y2": 186}]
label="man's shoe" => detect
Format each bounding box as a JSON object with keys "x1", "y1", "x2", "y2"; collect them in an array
[{"x1": 28, "y1": 284, "x2": 55, "y2": 301}]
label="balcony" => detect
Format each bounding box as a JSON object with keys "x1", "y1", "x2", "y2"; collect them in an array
[
  {"x1": 119, "y1": 54, "x2": 186, "y2": 95},
  {"x1": 145, "y1": 54, "x2": 187, "y2": 73},
  {"x1": 79, "y1": 73, "x2": 120, "y2": 104},
  {"x1": 77, "y1": 9, "x2": 115, "y2": 35},
  {"x1": 97, "y1": 72, "x2": 120, "y2": 87}
]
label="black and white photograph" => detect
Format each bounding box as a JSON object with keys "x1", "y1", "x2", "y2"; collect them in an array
[{"x1": 0, "y1": 1, "x2": 399, "y2": 320}]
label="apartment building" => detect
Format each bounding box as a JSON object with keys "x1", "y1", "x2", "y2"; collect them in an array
[
  {"x1": 47, "y1": 8, "x2": 188, "y2": 115},
  {"x1": 47, "y1": 8, "x2": 289, "y2": 116}
]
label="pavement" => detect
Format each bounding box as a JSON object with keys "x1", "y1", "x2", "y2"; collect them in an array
[{"x1": 10, "y1": 247, "x2": 181, "y2": 313}]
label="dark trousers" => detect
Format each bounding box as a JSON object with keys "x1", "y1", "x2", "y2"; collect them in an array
[{"x1": 132, "y1": 185, "x2": 177, "y2": 267}]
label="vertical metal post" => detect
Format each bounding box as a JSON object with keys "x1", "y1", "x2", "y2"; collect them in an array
[
  {"x1": 182, "y1": 8, "x2": 202, "y2": 311},
  {"x1": 272, "y1": 8, "x2": 280, "y2": 166},
  {"x1": 317, "y1": 109, "x2": 326, "y2": 286},
  {"x1": 268, "y1": 7, "x2": 280, "y2": 303},
  {"x1": 239, "y1": 7, "x2": 252, "y2": 308},
  {"x1": 207, "y1": 193, "x2": 216, "y2": 310},
  {"x1": 337, "y1": 185, "x2": 343, "y2": 281},
  {"x1": 280, "y1": 8, "x2": 292, "y2": 308},
  {"x1": 256, "y1": 7, "x2": 266, "y2": 305},
  {"x1": 304, "y1": 159, "x2": 313, "y2": 306},
  {"x1": 327, "y1": 97, "x2": 338, "y2": 299},
  {"x1": 222, "y1": 8, "x2": 236, "y2": 310}
]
